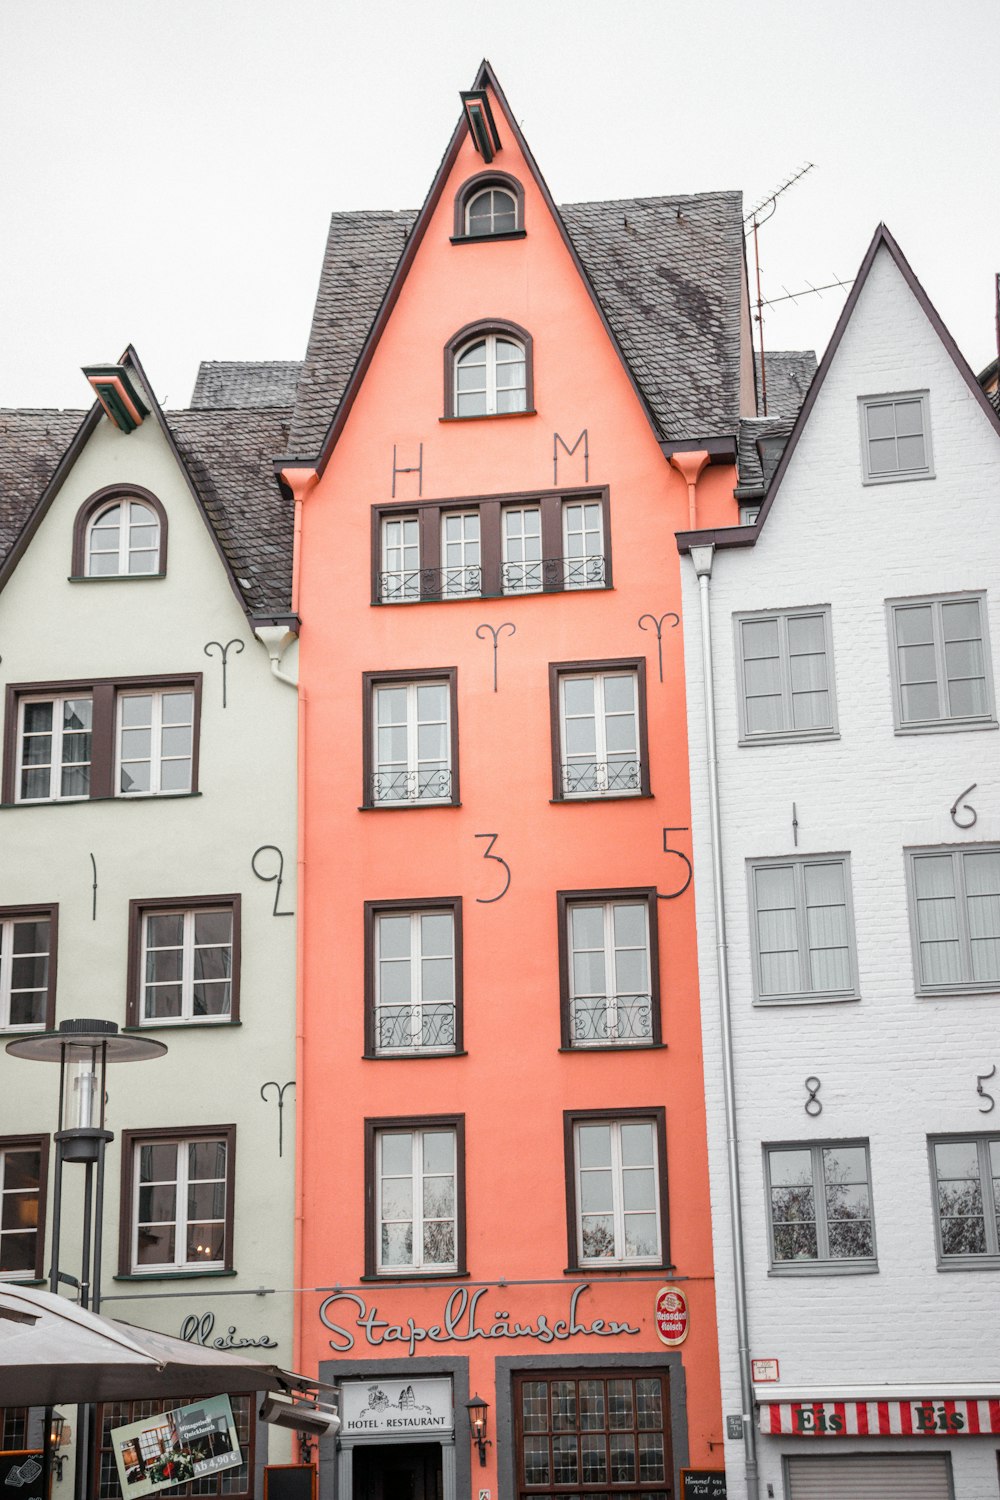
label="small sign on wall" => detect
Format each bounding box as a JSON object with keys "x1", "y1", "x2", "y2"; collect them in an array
[
  {"x1": 653, "y1": 1285, "x2": 689, "y2": 1346},
  {"x1": 751, "y1": 1359, "x2": 780, "y2": 1383}
]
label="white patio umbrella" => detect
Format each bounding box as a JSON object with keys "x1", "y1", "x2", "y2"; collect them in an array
[{"x1": 0, "y1": 1285, "x2": 303, "y2": 1407}]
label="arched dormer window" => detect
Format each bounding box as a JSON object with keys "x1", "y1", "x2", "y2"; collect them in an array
[
  {"x1": 444, "y1": 320, "x2": 534, "y2": 419},
  {"x1": 72, "y1": 485, "x2": 167, "y2": 578},
  {"x1": 452, "y1": 172, "x2": 525, "y2": 241}
]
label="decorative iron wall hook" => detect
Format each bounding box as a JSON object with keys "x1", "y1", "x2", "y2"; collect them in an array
[
  {"x1": 637, "y1": 613, "x2": 679, "y2": 683},
  {"x1": 657, "y1": 827, "x2": 692, "y2": 900},
  {"x1": 251, "y1": 845, "x2": 294, "y2": 916},
  {"x1": 475, "y1": 622, "x2": 516, "y2": 692},
  {"x1": 553, "y1": 429, "x2": 589, "y2": 484},
  {"x1": 804, "y1": 1077, "x2": 822, "y2": 1116},
  {"x1": 950, "y1": 784, "x2": 978, "y2": 829},
  {"x1": 792, "y1": 803, "x2": 799, "y2": 847},
  {"x1": 203, "y1": 639, "x2": 245, "y2": 709},
  {"x1": 89, "y1": 853, "x2": 98, "y2": 921},
  {"x1": 260, "y1": 1080, "x2": 296, "y2": 1156},
  {"x1": 977, "y1": 1065, "x2": 996, "y2": 1115},
  {"x1": 475, "y1": 833, "x2": 511, "y2": 903}
]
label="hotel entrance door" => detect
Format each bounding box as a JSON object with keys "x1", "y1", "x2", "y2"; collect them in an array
[{"x1": 352, "y1": 1443, "x2": 443, "y2": 1500}]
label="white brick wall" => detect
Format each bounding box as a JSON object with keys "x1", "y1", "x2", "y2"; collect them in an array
[{"x1": 682, "y1": 243, "x2": 1000, "y2": 1500}]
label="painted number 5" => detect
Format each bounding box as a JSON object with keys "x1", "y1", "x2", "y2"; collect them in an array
[{"x1": 658, "y1": 827, "x2": 692, "y2": 900}]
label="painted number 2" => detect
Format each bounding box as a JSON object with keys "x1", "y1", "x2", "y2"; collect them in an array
[{"x1": 475, "y1": 833, "x2": 511, "y2": 903}]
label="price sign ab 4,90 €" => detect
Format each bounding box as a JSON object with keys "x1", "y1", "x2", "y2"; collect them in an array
[{"x1": 654, "y1": 1286, "x2": 689, "y2": 1346}]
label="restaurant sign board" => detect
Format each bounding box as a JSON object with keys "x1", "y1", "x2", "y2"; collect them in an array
[
  {"x1": 111, "y1": 1395, "x2": 241, "y2": 1498},
  {"x1": 340, "y1": 1377, "x2": 454, "y2": 1437},
  {"x1": 654, "y1": 1286, "x2": 688, "y2": 1346}
]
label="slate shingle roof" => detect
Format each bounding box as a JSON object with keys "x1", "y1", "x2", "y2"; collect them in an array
[
  {"x1": 0, "y1": 409, "x2": 86, "y2": 560},
  {"x1": 288, "y1": 192, "x2": 748, "y2": 456},
  {"x1": 191, "y1": 361, "x2": 303, "y2": 410},
  {"x1": 736, "y1": 416, "x2": 796, "y2": 492},
  {"x1": 755, "y1": 349, "x2": 817, "y2": 417}
]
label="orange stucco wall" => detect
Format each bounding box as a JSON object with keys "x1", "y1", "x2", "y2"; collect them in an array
[{"x1": 296, "y1": 85, "x2": 732, "y2": 1486}]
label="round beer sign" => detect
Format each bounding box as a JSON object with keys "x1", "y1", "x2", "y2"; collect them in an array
[{"x1": 654, "y1": 1285, "x2": 689, "y2": 1346}]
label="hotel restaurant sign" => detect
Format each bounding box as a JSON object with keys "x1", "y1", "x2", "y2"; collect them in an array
[{"x1": 341, "y1": 1378, "x2": 454, "y2": 1437}]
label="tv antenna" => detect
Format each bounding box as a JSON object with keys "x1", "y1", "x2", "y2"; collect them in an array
[{"x1": 746, "y1": 162, "x2": 817, "y2": 415}]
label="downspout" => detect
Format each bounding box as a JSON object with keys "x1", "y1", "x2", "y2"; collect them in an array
[
  {"x1": 689, "y1": 542, "x2": 760, "y2": 1500},
  {"x1": 670, "y1": 450, "x2": 710, "y2": 530}
]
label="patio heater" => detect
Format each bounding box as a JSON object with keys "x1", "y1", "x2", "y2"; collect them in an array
[{"x1": 7, "y1": 1019, "x2": 166, "y2": 1500}]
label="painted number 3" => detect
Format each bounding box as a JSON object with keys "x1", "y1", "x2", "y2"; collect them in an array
[{"x1": 475, "y1": 833, "x2": 511, "y2": 903}]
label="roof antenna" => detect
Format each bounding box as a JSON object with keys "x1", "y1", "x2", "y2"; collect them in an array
[{"x1": 745, "y1": 163, "x2": 815, "y2": 415}]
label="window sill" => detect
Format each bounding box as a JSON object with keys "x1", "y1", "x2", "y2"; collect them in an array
[
  {"x1": 861, "y1": 469, "x2": 935, "y2": 486},
  {"x1": 935, "y1": 1257, "x2": 1000, "y2": 1272},
  {"x1": 551, "y1": 793, "x2": 652, "y2": 805},
  {"x1": 0, "y1": 1277, "x2": 46, "y2": 1287},
  {"x1": 361, "y1": 1270, "x2": 469, "y2": 1283},
  {"x1": 738, "y1": 731, "x2": 840, "y2": 748},
  {"x1": 122, "y1": 1020, "x2": 242, "y2": 1033},
  {"x1": 768, "y1": 1261, "x2": 878, "y2": 1277},
  {"x1": 363, "y1": 1049, "x2": 468, "y2": 1061},
  {"x1": 450, "y1": 230, "x2": 526, "y2": 244},
  {"x1": 893, "y1": 719, "x2": 998, "y2": 736},
  {"x1": 2, "y1": 792, "x2": 203, "y2": 811},
  {"x1": 67, "y1": 573, "x2": 166, "y2": 583},
  {"x1": 439, "y1": 410, "x2": 537, "y2": 423},
  {"x1": 754, "y1": 993, "x2": 861, "y2": 1007},
  {"x1": 564, "y1": 1262, "x2": 674, "y2": 1276},
  {"x1": 359, "y1": 801, "x2": 462, "y2": 812},
  {"x1": 558, "y1": 1043, "x2": 666, "y2": 1054},
  {"x1": 113, "y1": 1268, "x2": 237, "y2": 1283}
]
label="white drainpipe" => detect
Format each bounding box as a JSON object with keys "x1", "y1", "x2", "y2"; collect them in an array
[
  {"x1": 689, "y1": 542, "x2": 759, "y2": 1500},
  {"x1": 254, "y1": 623, "x2": 298, "y2": 688}
]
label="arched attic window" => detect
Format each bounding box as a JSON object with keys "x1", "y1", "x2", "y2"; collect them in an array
[
  {"x1": 452, "y1": 172, "x2": 525, "y2": 240},
  {"x1": 444, "y1": 320, "x2": 533, "y2": 419},
  {"x1": 72, "y1": 485, "x2": 167, "y2": 578}
]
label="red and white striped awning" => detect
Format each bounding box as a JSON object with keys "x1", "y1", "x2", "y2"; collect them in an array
[{"x1": 760, "y1": 1399, "x2": 1000, "y2": 1438}]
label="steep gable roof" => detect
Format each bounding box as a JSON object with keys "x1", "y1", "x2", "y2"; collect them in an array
[
  {"x1": 0, "y1": 409, "x2": 88, "y2": 559},
  {"x1": 754, "y1": 349, "x2": 817, "y2": 417},
  {"x1": 191, "y1": 361, "x2": 302, "y2": 410},
  {"x1": 285, "y1": 63, "x2": 748, "y2": 466},
  {"x1": 677, "y1": 224, "x2": 1000, "y2": 556}
]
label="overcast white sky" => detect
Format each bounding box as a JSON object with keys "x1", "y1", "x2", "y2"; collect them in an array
[{"x1": 1, "y1": 0, "x2": 997, "y2": 412}]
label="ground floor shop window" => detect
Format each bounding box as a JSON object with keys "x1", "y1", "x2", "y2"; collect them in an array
[
  {"x1": 95, "y1": 1395, "x2": 253, "y2": 1499},
  {"x1": 514, "y1": 1370, "x2": 671, "y2": 1500},
  {"x1": 0, "y1": 1408, "x2": 28, "y2": 1449},
  {"x1": 784, "y1": 1452, "x2": 952, "y2": 1498}
]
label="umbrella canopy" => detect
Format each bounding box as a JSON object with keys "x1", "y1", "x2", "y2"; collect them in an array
[{"x1": 0, "y1": 1285, "x2": 299, "y2": 1407}]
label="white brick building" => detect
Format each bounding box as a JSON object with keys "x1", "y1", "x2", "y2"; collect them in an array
[{"x1": 679, "y1": 227, "x2": 1000, "y2": 1500}]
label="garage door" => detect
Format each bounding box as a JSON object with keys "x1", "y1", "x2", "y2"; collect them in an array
[{"x1": 786, "y1": 1453, "x2": 952, "y2": 1499}]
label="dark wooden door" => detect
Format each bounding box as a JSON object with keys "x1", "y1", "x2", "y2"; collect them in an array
[{"x1": 353, "y1": 1443, "x2": 443, "y2": 1500}]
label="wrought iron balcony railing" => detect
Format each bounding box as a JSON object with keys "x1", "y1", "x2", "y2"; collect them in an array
[
  {"x1": 371, "y1": 768, "x2": 453, "y2": 804},
  {"x1": 378, "y1": 555, "x2": 606, "y2": 603},
  {"x1": 571, "y1": 994, "x2": 654, "y2": 1044},
  {"x1": 561, "y1": 759, "x2": 641, "y2": 797},
  {"x1": 376, "y1": 1005, "x2": 456, "y2": 1052}
]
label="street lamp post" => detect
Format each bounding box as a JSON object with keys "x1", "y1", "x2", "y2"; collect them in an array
[{"x1": 7, "y1": 1019, "x2": 167, "y2": 1500}]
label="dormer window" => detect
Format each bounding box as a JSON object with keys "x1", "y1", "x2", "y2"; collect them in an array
[
  {"x1": 466, "y1": 186, "x2": 516, "y2": 236},
  {"x1": 452, "y1": 172, "x2": 525, "y2": 241},
  {"x1": 73, "y1": 485, "x2": 167, "y2": 579},
  {"x1": 444, "y1": 320, "x2": 533, "y2": 419}
]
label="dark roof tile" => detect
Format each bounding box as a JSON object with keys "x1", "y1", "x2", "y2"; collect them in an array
[
  {"x1": 191, "y1": 361, "x2": 303, "y2": 409},
  {"x1": 0, "y1": 409, "x2": 87, "y2": 561},
  {"x1": 755, "y1": 349, "x2": 817, "y2": 417}
]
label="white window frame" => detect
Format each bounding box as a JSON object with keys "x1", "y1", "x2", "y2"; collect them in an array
[
  {"x1": 739, "y1": 504, "x2": 761, "y2": 526},
  {"x1": 558, "y1": 670, "x2": 642, "y2": 799},
  {"x1": 735, "y1": 605, "x2": 838, "y2": 744},
  {"x1": 886, "y1": 592, "x2": 996, "y2": 733},
  {"x1": 566, "y1": 898, "x2": 654, "y2": 1048},
  {"x1": 0, "y1": 914, "x2": 51, "y2": 1032},
  {"x1": 747, "y1": 854, "x2": 860, "y2": 1004},
  {"x1": 930, "y1": 1134, "x2": 1000, "y2": 1266},
  {"x1": 906, "y1": 845, "x2": 1000, "y2": 995},
  {"x1": 139, "y1": 907, "x2": 234, "y2": 1025},
  {"x1": 453, "y1": 333, "x2": 526, "y2": 417},
  {"x1": 116, "y1": 688, "x2": 195, "y2": 797},
  {"x1": 380, "y1": 513, "x2": 420, "y2": 603},
  {"x1": 464, "y1": 185, "x2": 518, "y2": 236},
  {"x1": 764, "y1": 1140, "x2": 877, "y2": 1274},
  {"x1": 374, "y1": 908, "x2": 457, "y2": 1055},
  {"x1": 85, "y1": 497, "x2": 161, "y2": 577},
  {"x1": 561, "y1": 499, "x2": 606, "y2": 590},
  {"x1": 573, "y1": 1117, "x2": 663, "y2": 1267},
  {"x1": 375, "y1": 1126, "x2": 458, "y2": 1275},
  {"x1": 501, "y1": 504, "x2": 542, "y2": 594},
  {"x1": 130, "y1": 1134, "x2": 229, "y2": 1274},
  {"x1": 440, "y1": 511, "x2": 481, "y2": 598},
  {"x1": 16, "y1": 694, "x2": 93, "y2": 803},
  {"x1": 859, "y1": 389, "x2": 933, "y2": 484},
  {"x1": 371, "y1": 679, "x2": 453, "y2": 805}
]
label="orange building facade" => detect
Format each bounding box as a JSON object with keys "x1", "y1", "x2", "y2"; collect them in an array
[{"x1": 287, "y1": 65, "x2": 748, "y2": 1500}]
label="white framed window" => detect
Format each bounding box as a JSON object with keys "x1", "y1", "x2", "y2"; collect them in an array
[
  {"x1": 16, "y1": 695, "x2": 93, "y2": 802},
  {"x1": 465, "y1": 186, "x2": 517, "y2": 236},
  {"x1": 139, "y1": 907, "x2": 234, "y2": 1024},
  {"x1": 887, "y1": 593, "x2": 995, "y2": 731},
  {"x1": 0, "y1": 1140, "x2": 44, "y2": 1280},
  {"x1": 117, "y1": 689, "x2": 195, "y2": 796},
  {"x1": 380, "y1": 514, "x2": 420, "y2": 603},
  {"x1": 453, "y1": 333, "x2": 526, "y2": 417},
  {"x1": 563, "y1": 895, "x2": 656, "y2": 1047},
  {"x1": 440, "y1": 511, "x2": 481, "y2": 597},
  {"x1": 571, "y1": 1115, "x2": 664, "y2": 1266},
  {"x1": 128, "y1": 1133, "x2": 230, "y2": 1273},
  {"x1": 748, "y1": 855, "x2": 859, "y2": 1002},
  {"x1": 372, "y1": 907, "x2": 457, "y2": 1054},
  {"x1": 502, "y1": 505, "x2": 542, "y2": 594},
  {"x1": 557, "y1": 668, "x2": 644, "y2": 798},
  {"x1": 765, "y1": 1142, "x2": 876, "y2": 1271},
  {"x1": 0, "y1": 912, "x2": 53, "y2": 1031},
  {"x1": 859, "y1": 390, "x2": 933, "y2": 483},
  {"x1": 907, "y1": 846, "x2": 1000, "y2": 993},
  {"x1": 369, "y1": 677, "x2": 454, "y2": 805},
  {"x1": 562, "y1": 499, "x2": 606, "y2": 589},
  {"x1": 374, "y1": 1125, "x2": 459, "y2": 1274},
  {"x1": 739, "y1": 504, "x2": 761, "y2": 525},
  {"x1": 736, "y1": 606, "x2": 837, "y2": 742},
  {"x1": 86, "y1": 498, "x2": 161, "y2": 576},
  {"x1": 931, "y1": 1135, "x2": 1000, "y2": 1264}
]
